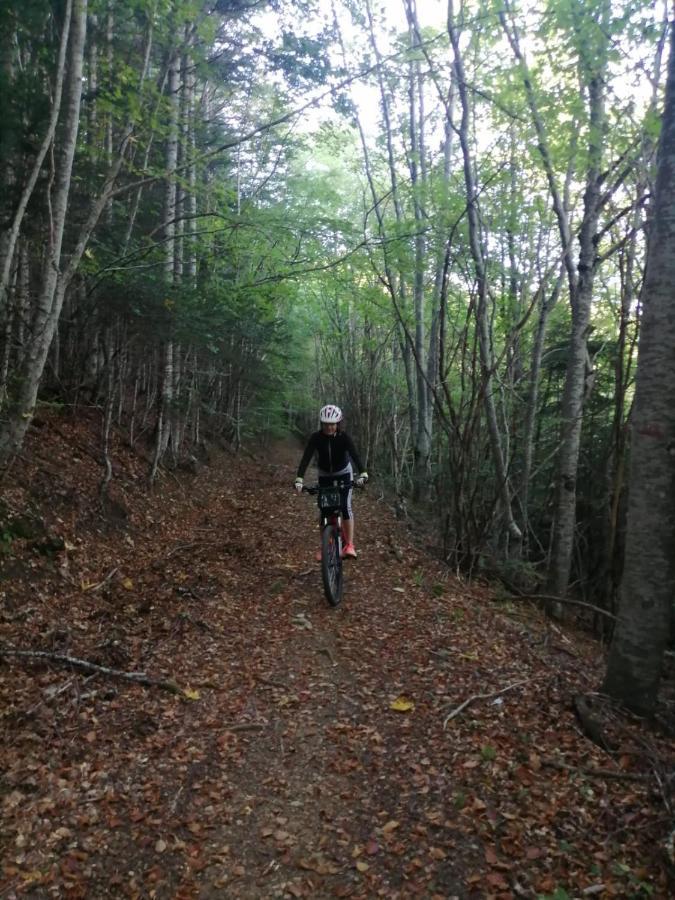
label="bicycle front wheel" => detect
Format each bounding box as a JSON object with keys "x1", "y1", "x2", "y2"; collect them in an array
[{"x1": 321, "y1": 524, "x2": 343, "y2": 607}]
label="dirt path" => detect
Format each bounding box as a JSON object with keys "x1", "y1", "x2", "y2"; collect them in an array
[{"x1": 0, "y1": 430, "x2": 672, "y2": 898}]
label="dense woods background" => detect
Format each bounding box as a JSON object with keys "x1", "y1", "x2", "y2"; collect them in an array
[{"x1": 1, "y1": 0, "x2": 674, "y2": 712}]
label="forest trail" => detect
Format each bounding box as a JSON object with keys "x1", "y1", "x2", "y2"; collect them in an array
[{"x1": 0, "y1": 419, "x2": 672, "y2": 898}]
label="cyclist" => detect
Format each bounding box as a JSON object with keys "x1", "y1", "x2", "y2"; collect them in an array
[{"x1": 294, "y1": 404, "x2": 368, "y2": 558}]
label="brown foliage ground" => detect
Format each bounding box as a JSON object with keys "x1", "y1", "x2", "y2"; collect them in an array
[{"x1": 0, "y1": 412, "x2": 673, "y2": 899}]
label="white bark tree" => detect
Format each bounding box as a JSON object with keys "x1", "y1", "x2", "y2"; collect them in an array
[
  {"x1": 0, "y1": 0, "x2": 88, "y2": 465},
  {"x1": 0, "y1": 0, "x2": 73, "y2": 311},
  {"x1": 447, "y1": 0, "x2": 522, "y2": 545}
]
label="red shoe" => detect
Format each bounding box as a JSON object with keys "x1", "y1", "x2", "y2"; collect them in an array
[
  {"x1": 342, "y1": 542, "x2": 357, "y2": 559},
  {"x1": 315, "y1": 549, "x2": 322, "y2": 562}
]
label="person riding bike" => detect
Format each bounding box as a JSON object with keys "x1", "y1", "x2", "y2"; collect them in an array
[{"x1": 294, "y1": 405, "x2": 368, "y2": 559}]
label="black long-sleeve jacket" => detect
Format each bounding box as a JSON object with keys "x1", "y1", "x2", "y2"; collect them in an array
[{"x1": 296, "y1": 430, "x2": 365, "y2": 478}]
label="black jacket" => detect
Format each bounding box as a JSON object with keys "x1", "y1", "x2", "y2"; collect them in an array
[{"x1": 297, "y1": 430, "x2": 365, "y2": 477}]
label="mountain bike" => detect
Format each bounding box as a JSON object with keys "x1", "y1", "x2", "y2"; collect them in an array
[{"x1": 302, "y1": 480, "x2": 358, "y2": 607}]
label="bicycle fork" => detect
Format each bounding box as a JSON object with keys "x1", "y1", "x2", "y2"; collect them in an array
[{"x1": 325, "y1": 513, "x2": 343, "y2": 555}]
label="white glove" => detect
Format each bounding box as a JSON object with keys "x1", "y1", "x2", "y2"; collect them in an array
[
  {"x1": 356, "y1": 472, "x2": 368, "y2": 487},
  {"x1": 294, "y1": 477, "x2": 304, "y2": 494}
]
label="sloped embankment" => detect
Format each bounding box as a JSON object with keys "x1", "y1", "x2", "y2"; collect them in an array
[{"x1": 0, "y1": 416, "x2": 672, "y2": 898}]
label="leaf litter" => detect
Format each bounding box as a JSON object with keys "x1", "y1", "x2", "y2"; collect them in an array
[{"x1": 0, "y1": 417, "x2": 673, "y2": 898}]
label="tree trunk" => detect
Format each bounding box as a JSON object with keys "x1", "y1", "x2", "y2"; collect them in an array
[
  {"x1": 0, "y1": 0, "x2": 73, "y2": 310},
  {"x1": 406, "y1": 3, "x2": 432, "y2": 501},
  {"x1": 185, "y1": 54, "x2": 198, "y2": 284},
  {"x1": 87, "y1": 12, "x2": 99, "y2": 146},
  {"x1": 99, "y1": 329, "x2": 115, "y2": 501},
  {"x1": 447, "y1": 0, "x2": 521, "y2": 545},
  {"x1": 0, "y1": 0, "x2": 87, "y2": 466},
  {"x1": 149, "y1": 44, "x2": 180, "y2": 481},
  {"x1": 519, "y1": 269, "x2": 564, "y2": 543},
  {"x1": 547, "y1": 37, "x2": 608, "y2": 602},
  {"x1": 361, "y1": 0, "x2": 418, "y2": 446},
  {"x1": 602, "y1": 23, "x2": 675, "y2": 715}
]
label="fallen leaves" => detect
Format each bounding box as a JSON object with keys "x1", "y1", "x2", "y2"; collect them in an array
[
  {"x1": 183, "y1": 687, "x2": 201, "y2": 700},
  {"x1": 297, "y1": 856, "x2": 339, "y2": 875},
  {"x1": 0, "y1": 431, "x2": 669, "y2": 900},
  {"x1": 389, "y1": 696, "x2": 415, "y2": 712}
]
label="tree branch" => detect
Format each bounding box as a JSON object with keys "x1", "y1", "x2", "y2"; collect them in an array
[
  {"x1": 0, "y1": 647, "x2": 184, "y2": 694},
  {"x1": 443, "y1": 677, "x2": 533, "y2": 727}
]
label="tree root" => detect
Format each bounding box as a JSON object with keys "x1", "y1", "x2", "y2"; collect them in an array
[{"x1": 573, "y1": 693, "x2": 615, "y2": 752}]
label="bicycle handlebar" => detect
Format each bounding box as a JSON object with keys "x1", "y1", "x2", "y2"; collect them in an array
[{"x1": 301, "y1": 481, "x2": 364, "y2": 495}]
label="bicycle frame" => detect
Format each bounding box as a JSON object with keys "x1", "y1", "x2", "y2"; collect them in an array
[{"x1": 302, "y1": 480, "x2": 358, "y2": 606}]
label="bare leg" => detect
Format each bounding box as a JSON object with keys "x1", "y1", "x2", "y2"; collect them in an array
[{"x1": 344, "y1": 518, "x2": 354, "y2": 545}]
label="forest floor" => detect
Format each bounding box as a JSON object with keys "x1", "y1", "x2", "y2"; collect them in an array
[{"x1": 0, "y1": 412, "x2": 673, "y2": 900}]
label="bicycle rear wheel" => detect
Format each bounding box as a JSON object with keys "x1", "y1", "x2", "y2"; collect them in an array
[{"x1": 321, "y1": 523, "x2": 343, "y2": 606}]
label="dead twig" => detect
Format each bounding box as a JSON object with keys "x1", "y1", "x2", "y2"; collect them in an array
[
  {"x1": 82, "y1": 566, "x2": 119, "y2": 592},
  {"x1": 0, "y1": 647, "x2": 183, "y2": 694},
  {"x1": 222, "y1": 723, "x2": 265, "y2": 733},
  {"x1": 173, "y1": 612, "x2": 214, "y2": 633},
  {"x1": 166, "y1": 542, "x2": 200, "y2": 559},
  {"x1": 191, "y1": 681, "x2": 225, "y2": 691},
  {"x1": 515, "y1": 591, "x2": 618, "y2": 620},
  {"x1": 258, "y1": 676, "x2": 290, "y2": 690},
  {"x1": 542, "y1": 757, "x2": 652, "y2": 783},
  {"x1": 443, "y1": 678, "x2": 532, "y2": 728}
]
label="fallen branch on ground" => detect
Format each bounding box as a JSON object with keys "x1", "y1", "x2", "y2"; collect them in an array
[
  {"x1": 82, "y1": 567, "x2": 119, "y2": 592},
  {"x1": 531, "y1": 594, "x2": 618, "y2": 619},
  {"x1": 222, "y1": 723, "x2": 265, "y2": 732},
  {"x1": 443, "y1": 678, "x2": 532, "y2": 728},
  {"x1": 542, "y1": 757, "x2": 652, "y2": 782},
  {"x1": 166, "y1": 542, "x2": 200, "y2": 558},
  {"x1": 504, "y1": 584, "x2": 618, "y2": 620},
  {"x1": 165, "y1": 541, "x2": 218, "y2": 559},
  {"x1": 258, "y1": 676, "x2": 290, "y2": 690},
  {"x1": 0, "y1": 647, "x2": 183, "y2": 694}
]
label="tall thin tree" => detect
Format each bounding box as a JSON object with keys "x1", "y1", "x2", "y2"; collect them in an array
[{"x1": 602, "y1": 22, "x2": 675, "y2": 716}]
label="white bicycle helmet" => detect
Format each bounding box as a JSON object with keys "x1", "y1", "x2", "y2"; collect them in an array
[{"x1": 319, "y1": 404, "x2": 343, "y2": 424}]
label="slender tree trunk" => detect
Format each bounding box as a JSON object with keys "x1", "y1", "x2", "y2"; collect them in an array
[
  {"x1": 406, "y1": 3, "x2": 431, "y2": 501},
  {"x1": 186, "y1": 55, "x2": 198, "y2": 284},
  {"x1": 0, "y1": 0, "x2": 87, "y2": 466},
  {"x1": 150, "y1": 45, "x2": 180, "y2": 481},
  {"x1": 15, "y1": 241, "x2": 29, "y2": 366},
  {"x1": 602, "y1": 23, "x2": 675, "y2": 715},
  {"x1": 499, "y1": 1, "x2": 577, "y2": 300},
  {"x1": 0, "y1": 0, "x2": 73, "y2": 310},
  {"x1": 447, "y1": 0, "x2": 521, "y2": 544},
  {"x1": 0, "y1": 260, "x2": 18, "y2": 402},
  {"x1": 519, "y1": 269, "x2": 564, "y2": 543},
  {"x1": 362, "y1": 0, "x2": 418, "y2": 442},
  {"x1": 87, "y1": 12, "x2": 98, "y2": 146},
  {"x1": 121, "y1": 17, "x2": 156, "y2": 253},
  {"x1": 104, "y1": 3, "x2": 114, "y2": 223},
  {"x1": 547, "y1": 35, "x2": 608, "y2": 601},
  {"x1": 171, "y1": 344, "x2": 183, "y2": 460},
  {"x1": 99, "y1": 329, "x2": 115, "y2": 501}
]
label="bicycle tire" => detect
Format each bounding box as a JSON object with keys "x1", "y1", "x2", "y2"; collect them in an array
[{"x1": 321, "y1": 523, "x2": 343, "y2": 607}]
